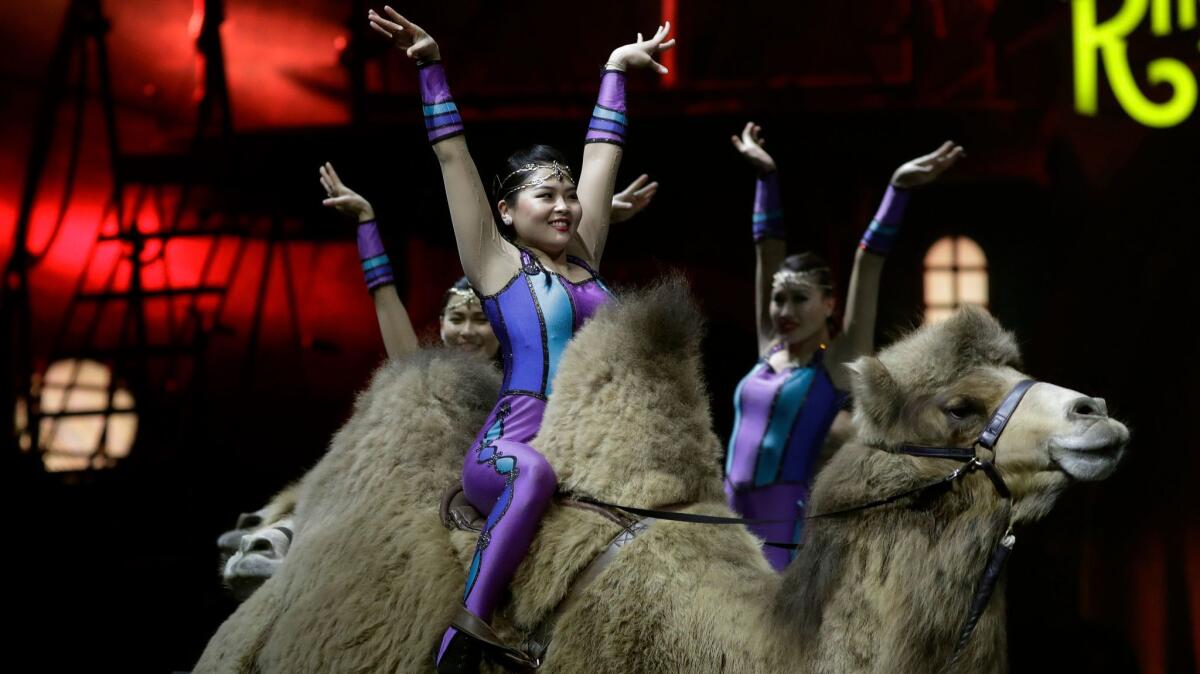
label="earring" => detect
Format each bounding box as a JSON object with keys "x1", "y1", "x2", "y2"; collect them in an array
[{"x1": 503, "y1": 216, "x2": 512, "y2": 225}]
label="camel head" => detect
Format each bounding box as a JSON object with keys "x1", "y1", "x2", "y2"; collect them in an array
[
  {"x1": 849, "y1": 306, "x2": 1129, "y2": 523},
  {"x1": 217, "y1": 507, "x2": 270, "y2": 556},
  {"x1": 222, "y1": 516, "x2": 295, "y2": 601},
  {"x1": 217, "y1": 483, "x2": 300, "y2": 600}
]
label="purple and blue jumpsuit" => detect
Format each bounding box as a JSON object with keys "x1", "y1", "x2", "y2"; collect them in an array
[
  {"x1": 439, "y1": 248, "x2": 612, "y2": 661},
  {"x1": 417, "y1": 59, "x2": 626, "y2": 665},
  {"x1": 725, "y1": 171, "x2": 907, "y2": 571}
]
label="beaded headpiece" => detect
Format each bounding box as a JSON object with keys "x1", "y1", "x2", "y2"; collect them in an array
[
  {"x1": 771, "y1": 269, "x2": 831, "y2": 293},
  {"x1": 495, "y1": 161, "x2": 576, "y2": 200},
  {"x1": 442, "y1": 286, "x2": 479, "y2": 314}
]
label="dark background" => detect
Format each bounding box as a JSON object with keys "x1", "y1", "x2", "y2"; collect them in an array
[{"x1": 2, "y1": 1, "x2": 1197, "y2": 671}]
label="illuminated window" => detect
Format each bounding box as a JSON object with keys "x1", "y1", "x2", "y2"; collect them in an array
[
  {"x1": 923, "y1": 236, "x2": 988, "y2": 324},
  {"x1": 14, "y1": 359, "x2": 137, "y2": 472}
]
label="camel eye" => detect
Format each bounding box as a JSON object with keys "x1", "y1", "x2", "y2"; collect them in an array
[{"x1": 944, "y1": 400, "x2": 976, "y2": 421}]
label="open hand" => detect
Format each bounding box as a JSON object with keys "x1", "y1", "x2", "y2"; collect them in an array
[
  {"x1": 320, "y1": 162, "x2": 375, "y2": 222},
  {"x1": 368, "y1": 6, "x2": 440, "y2": 62},
  {"x1": 610, "y1": 174, "x2": 659, "y2": 223},
  {"x1": 607, "y1": 23, "x2": 675, "y2": 74},
  {"x1": 890, "y1": 141, "x2": 966, "y2": 189},
  {"x1": 730, "y1": 122, "x2": 777, "y2": 175}
]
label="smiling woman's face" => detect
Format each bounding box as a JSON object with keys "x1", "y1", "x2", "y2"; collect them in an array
[{"x1": 498, "y1": 173, "x2": 582, "y2": 255}]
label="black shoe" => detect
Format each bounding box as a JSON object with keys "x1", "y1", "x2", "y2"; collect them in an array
[{"x1": 436, "y1": 628, "x2": 483, "y2": 674}]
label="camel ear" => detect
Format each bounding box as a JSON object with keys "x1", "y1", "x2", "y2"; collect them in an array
[
  {"x1": 946, "y1": 305, "x2": 1022, "y2": 369},
  {"x1": 849, "y1": 356, "x2": 903, "y2": 429}
]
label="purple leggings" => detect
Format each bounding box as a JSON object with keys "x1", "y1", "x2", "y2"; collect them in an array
[
  {"x1": 437, "y1": 393, "x2": 557, "y2": 662},
  {"x1": 725, "y1": 480, "x2": 808, "y2": 571}
]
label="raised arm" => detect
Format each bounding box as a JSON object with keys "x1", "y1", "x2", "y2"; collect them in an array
[
  {"x1": 571, "y1": 24, "x2": 675, "y2": 268},
  {"x1": 731, "y1": 122, "x2": 785, "y2": 356},
  {"x1": 828, "y1": 141, "x2": 966, "y2": 383},
  {"x1": 320, "y1": 162, "x2": 420, "y2": 360},
  {"x1": 368, "y1": 7, "x2": 512, "y2": 291}
]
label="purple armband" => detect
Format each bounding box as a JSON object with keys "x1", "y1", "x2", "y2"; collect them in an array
[
  {"x1": 858, "y1": 185, "x2": 910, "y2": 255},
  {"x1": 585, "y1": 70, "x2": 627, "y2": 146},
  {"x1": 357, "y1": 220, "x2": 394, "y2": 291},
  {"x1": 418, "y1": 61, "x2": 464, "y2": 144},
  {"x1": 752, "y1": 172, "x2": 785, "y2": 242}
]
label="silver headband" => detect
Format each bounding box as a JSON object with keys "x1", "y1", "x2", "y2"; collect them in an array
[
  {"x1": 442, "y1": 287, "x2": 479, "y2": 314},
  {"x1": 772, "y1": 269, "x2": 830, "y2": 293},
  {"x1": 498, "y1": 162, "x2": 575, "y2": 199}
]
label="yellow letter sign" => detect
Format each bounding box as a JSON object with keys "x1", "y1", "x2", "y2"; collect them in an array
[{"x1": 1073, "y1": 0, "x2": 1198, "y2": 128}]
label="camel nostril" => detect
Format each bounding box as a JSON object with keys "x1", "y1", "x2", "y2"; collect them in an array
[
  {"x1": 247, "y1": 537, "x2": 274, "y2": 555},
  {"x1": 236, "y1": 513, "x2": 263, "y2": 530},
  {"x1": 1069, "y1": 397, "x2": 1106, "y2": 418}
]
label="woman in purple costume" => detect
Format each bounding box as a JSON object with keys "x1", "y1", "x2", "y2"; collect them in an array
[
  {"x1": 367, "y1": 6, "x2": 673, "y2": 671},
  {"x1": 725, "y1": 122, "x2": 965, "y2": 571},
  {"x1": 317, "y1": 162, "x2": 656, "y2": 360}
]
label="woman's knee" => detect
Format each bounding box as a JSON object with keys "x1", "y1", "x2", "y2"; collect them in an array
[{"x1": 514, "y1": 450, "x2": 557, "y2": 497}]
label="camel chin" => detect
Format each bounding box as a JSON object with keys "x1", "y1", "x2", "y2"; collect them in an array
[
  {"x1": 224, "y1": 555, "x2": 282, "y2": 601},
  {"x1": 1049, "y1": 419, "x2": 1129, "y2": 482}
]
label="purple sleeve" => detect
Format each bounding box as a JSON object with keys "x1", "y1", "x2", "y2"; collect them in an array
[
  {"x1": 584, "y1": 70, "x2": 627, "y2": 146},
  {"x1": 752, "y1": 172, "x2": 785, "y2": 242},
  {"x1": 858, "y1": 185, "x2": 910, "y2": 255},
  {"x1": 357, "y1": 220, "x2": 395, "y2": 291},
  {"x1": 418, "y1": 61, "x2": 465, "y2": 144}
]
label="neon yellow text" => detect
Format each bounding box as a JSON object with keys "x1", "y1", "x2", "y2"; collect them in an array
[{"x1": 1073, "y1": 0, "x2": 1198, "y2": 128}]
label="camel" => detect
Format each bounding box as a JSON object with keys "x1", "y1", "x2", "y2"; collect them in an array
[
  {"x1": 195, "y1": 278, "x2": 1128, "y2": 674},
  {"x1": 218, "y1": 484, "x2": 301, "y2": 600}
]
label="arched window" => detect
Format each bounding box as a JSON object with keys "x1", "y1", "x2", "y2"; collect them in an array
[
  {"x1": 15, "y1": 359, "x2": 137, "y2": 472},
  {"x1": 923, "y1": 236, "x2": 988, "y2": 324}
]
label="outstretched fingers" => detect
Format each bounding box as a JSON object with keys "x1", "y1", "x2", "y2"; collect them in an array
[
  {"x1": 369, "y1": 21, "x2": 395, "y2": 40},
  {"x1": 367, "y1": 10, "x2": 404, "y2": 36},
  {"x1": 324, "y1": 162, "x2": 345, "y2": 188},
  {"x1": 649, "y1": 22, "x2": 672, "y2": 46},
  {"x1": 641, "y1": 23, "x2": 674, "y2": 73},
  {"x1": 382, "y1": 6, "x2": 418, "y2": 30},
  {"x1": 627, "y1": 174, "x2": 651, "y2": 191},
  {"x1": 928, "y1": 142, "x2": 966, "y2": 170}
]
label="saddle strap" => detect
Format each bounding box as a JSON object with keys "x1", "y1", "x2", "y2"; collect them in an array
[
  {"x1": 524, "y1": 517, "x2": 657, "y2": 664},
  {"x1": 441, "y1": 483, "x2": 639, "y2": 534},
  {"x1": 451, "y1": 607, "x2": 542, "y2": 672}
]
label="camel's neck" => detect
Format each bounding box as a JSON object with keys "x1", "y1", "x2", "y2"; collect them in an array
[{"x1": 777, "y1": 445, "x2": 1012, "y2": 674}]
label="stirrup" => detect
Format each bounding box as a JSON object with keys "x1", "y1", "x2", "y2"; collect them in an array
[{"x1": 450, "y1": 607, "x2": 541, "y2": 671}]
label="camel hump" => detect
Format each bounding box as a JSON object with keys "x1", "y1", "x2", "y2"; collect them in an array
[
  {"x1": 589, "y1": 273, "x2": 706, "y2": 358},
  {"x1": 536, "y1": 274, "x2": 727, "y2": 510}
]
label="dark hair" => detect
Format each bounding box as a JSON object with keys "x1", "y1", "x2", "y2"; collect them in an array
[
  {"x1": 776, "y1": 252, "x2": 839, "y2": 335},
  {"x1": 777, "y1": 253, "x2": 834, "y2": 292},
  {"x1": 492, "y1": 145, "x2": 574, "y2": 238},
  {"x1": 439, "y1": 276, "x2": 474, "y2": 316}
]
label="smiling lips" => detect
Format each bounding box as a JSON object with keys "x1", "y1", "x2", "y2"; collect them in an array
[{"x1": 549, "y1": 218, "x2": 570, "y2": 233}]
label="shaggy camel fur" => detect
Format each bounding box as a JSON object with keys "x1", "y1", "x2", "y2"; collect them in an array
[
  {"x1": 197, "y1": 349, "x2": 502, "y2": 672},
  {"x1": 196, "y1": 281, "x2": 1127, "y2": 674}
]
